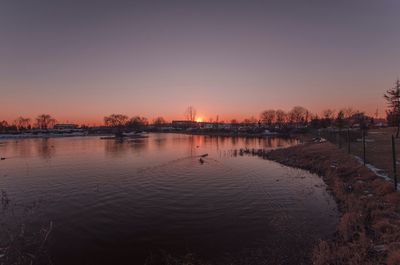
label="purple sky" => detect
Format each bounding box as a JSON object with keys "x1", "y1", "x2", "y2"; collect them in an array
[{"x1": 1, "y1": 0, "x2": 400, "y2": 124}]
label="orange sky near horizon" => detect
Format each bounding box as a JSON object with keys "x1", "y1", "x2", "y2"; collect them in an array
[{"x1": 1, "y1": 99, "x2": 388, "y2": 126}]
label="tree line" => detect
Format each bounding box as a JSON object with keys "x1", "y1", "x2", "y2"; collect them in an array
[
  {"x1": 103, "y1": 114, "x2": 167, "y2": 129},
  {"x1": 0, "y1": 114, "x2": 56, "y2": 132},
  {"x1": 0, "y1": 107, "x2": 375, "y2": 133},
  {"x1": 1, "y1": 82, "x2": 398, "y2": 134}
]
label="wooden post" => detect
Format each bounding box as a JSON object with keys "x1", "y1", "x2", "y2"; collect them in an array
[
  {"x1": 392, "y1": 135, "x2": 397, "y2": 190},
  {"x1": 347, "y1": 128, "x2": 350, "y2": 154},
  {"x1": 363, "y1": 130, "x2": 366, "y2": 166}
]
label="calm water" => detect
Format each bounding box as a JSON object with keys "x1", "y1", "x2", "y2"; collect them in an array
[{"x1": 0, "y1": 134, "x2": 338, "y2": 265}]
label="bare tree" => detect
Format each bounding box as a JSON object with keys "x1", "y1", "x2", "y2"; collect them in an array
[
  {"x1": 153, "y1": 117, "x2": 166, "y2": 126},
  {"x1": 384, "y1": 79, "x2": 400, "y2": 137},
  {"x1": 0, "y1": 120, "x2": 8, "y2": 128},
  {"x1": 322, "y1": 109, "x2": 336, "y2": 120},
  {"x1": 339, "y1": 107, "x2": 358, "y2": 128},
  {"x1": 36, "y1": 114, "x2": 56, "y2": 130},
  {"x1": 288, "y1": 106, "x2": 308, "y2": 125},
  {"x1": 185, "y1": 106, "x2": 197, "y2": 122},
  {"x1": 260, "y1": 110, "x2": 276, "y2": 125},
  {"x1": 342, "y1": 107, "x2": 356, "y2": 120},
  {"x1": 243, "y1": 116, "x2": 258, "y2": 125},
  {"x1": 275, "y1": 110, "x2": 287, "y2": 126},
  {"x1": 0, "y1": 120, "x2": 9, "y2": 133},
  {"x1": 336, "y1": 110, "x2": 345, "y2": 129},
  {"x1": 353, "y1": 112, "x2": 369, "y2": 131},
  {"x1": 322, "y1": 109, "x2": 336, "y2": 127},
  {"x1": 15, "y1": 117, "x2": 31, "y2": 130},
  {"x1": 104, "y1": 114, "x2": 128, "y2": 128},
  {"x1": 128, "y1": 116, "x2": 148, "y2": 129}
]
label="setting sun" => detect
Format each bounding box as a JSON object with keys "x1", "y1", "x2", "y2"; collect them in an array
[{"x1": 196, "y1": 117, "x2": 203, "y2": 123}]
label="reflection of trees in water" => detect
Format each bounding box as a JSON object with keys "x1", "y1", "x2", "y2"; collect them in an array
[
  {"x1": 261, "y1": 137, "x2": 299, "y2": 148},
  {"x1": 203, "y1": 136, "x2": 224, "y2": 151},
  {"x1": 152, "y1": 135, "x2": 167, "y2": 150},
  {"x1": 15, "y1": 140, "x2": 33, "y2": 157},
  {"x1": 129, "y1": 138, "x2": 149, "y2": 154},
  {"x1": 244, "y1": 137, "x2": 253, "y2": 146},
  {"x1": 230, "y1": 137, "x2": 238, "y2": 146},
  {"x1": 171, "y1": 134, "x2": 191, "y2": 145},
  {"x1": 104, "y1": 138, "x2": 150, "y2": 157},
  {"x1": 218, "y1": 137, "x2": 300, "y2": 158},
  {"x1": 185, "y1": 135, "x2": 204, "y2": 156},
  {"x1": 238, "y1": 137, "x2": 295, "y2": 149},
  {"x1": 36, "y1": 139, "x2": 55, "y2": 159},
  {"x1": 264, "y1": 137, "x2": 277, "y2": 148},
  {"x1": 2, "y1": 140, "x2": 34, "y2": 158},
  {"x1": 104, "y1": 140, "x2": 129, "y2": 157},
  {"x1": 187, "y1": 135, "x2": 196, "y2": 156}
]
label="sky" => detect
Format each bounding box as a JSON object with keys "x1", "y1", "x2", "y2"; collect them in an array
[{"x1": 1, "y1": 0, "x2": 400, "y2": 125}]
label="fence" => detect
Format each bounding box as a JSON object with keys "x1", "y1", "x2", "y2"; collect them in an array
[{"x1": 313, "y1": 128, "x2": 398, "y2": 190}]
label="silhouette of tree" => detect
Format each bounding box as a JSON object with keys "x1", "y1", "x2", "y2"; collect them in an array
[
  {"x1": 260, "y1": 110, "x2": 276, "y2": 125},
  {"x1": 0, "y1": 120, "x2": 8, "y2": 127},
  {"x1": 275, "y1": 110, "x2": 287, "y2": 126},
  {"x1": 322, "y1": 109, "x2": 335, "y2": 120},
  {"x1": 15, "y1": 117, "x2": 31, "y2": 130},
  {"x1": 243, "y1": 116, "x2": 258, "y2": 125},
  {"x1": 342, "y1": 107, "x2": 356, "y2": 120},
  {"x1": 185, "y1": 106, "x2": 197, "y2": 122},
  {"x1": 288, "y1": 106, "x2": 308, "y2": 125},
  {"x1": 36, "y1": 114, "x2": 56, "y2": 130},
  {"x1": 322, "y1": 109, "x2": 336, "y2": 127},
  {"x1": 153, "y1": 117, "x2": 166, "y2": 126},
  {"x1": 310, "y1": 114, "x2": 321, "y2": 128},
  {"x1": 0, "y1": 120, "x2": 9, "y2": 133},
  {"x1": 384, "y1": 79, "x2": 400, "y2": 137},
  {"x1": 336, "y1": 110, "x2": 345, "y2": 130},
  {"x1": 104, "y1": 114, "x2": 128, "y2": 128},
  {"x1": 128, "y1": 116, "x2": 148, "y2": 129},
  {"x1": 353, "y1": 112, "x2": 369, "y2": 131}
]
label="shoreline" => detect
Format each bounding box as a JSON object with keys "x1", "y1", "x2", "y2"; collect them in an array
[
  {"x1": 164, "y1": 130, "x2": 292, "y2": 138},
  {"x1": 0, "y1": 131, "x2": 292, "y2": 140},
  {"x1": 266, "y1": 140, "x2": 400, "y2": 264},
  {"x1": 0, "y1": 133, "x2": 89, "y2": 139}
]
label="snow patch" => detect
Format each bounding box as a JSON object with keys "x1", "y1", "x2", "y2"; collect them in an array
[{"x1": 353, "y1": 155, "x2": 400, "y2": 190}]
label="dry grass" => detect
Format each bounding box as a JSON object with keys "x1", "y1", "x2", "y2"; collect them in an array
[
  {"x1": 341, "y1": 127, "x2": 400, "y2": 178},
  {"x1": 0, "y1": 221, "x2": 53, "y2": 265},
  {"x1": 267, "y1": 140, "x2": 400, "y2": 265},
  {"x1": 0, "y1": 191, "x2": 53, "y2": 265},
  {"x1": 387, "y1": 243, "x2": 400, "y2": 265}
]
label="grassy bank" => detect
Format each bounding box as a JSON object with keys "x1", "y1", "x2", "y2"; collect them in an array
[
  {"x1": 347, "y1": 127, "x2": 399, "y2": 178},
  {"x1": 318, "y1": 127, "x2": 400, "y2": 178},
  {"x1": 267, "y1": 140, "x2": 400, "y2": 264}
]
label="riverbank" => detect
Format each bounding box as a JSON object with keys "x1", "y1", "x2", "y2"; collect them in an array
[
  {"x1": 267, "y1": 140, "x2": 400, "y2": 264},
  {"x1": 0, "y1": 132, "x2": 88, "y2": 139},
  {"x1": 172, "y1": 130, "x2": 291, "y2": 138},
  {"x1": 0, "y1": 130, "x2": 286, "y2": 140}
]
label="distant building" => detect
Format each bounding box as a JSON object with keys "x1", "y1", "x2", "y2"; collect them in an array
[
  {"x1": 53, "y1": 124, "x2": 79, "y2": 130},
  {"x1": 198, "y1": 122, "x2": 215, "y2": 129},
  {"x1": 198, "y1": 122, "x2": 232, "y2": 130},
  {"x1": 171, "y1": 120, "x2": 197, "y2": 129}
]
